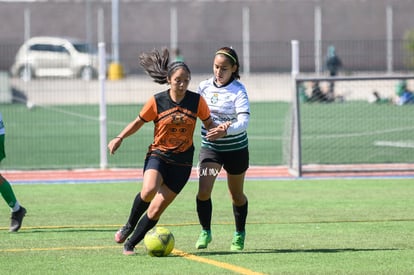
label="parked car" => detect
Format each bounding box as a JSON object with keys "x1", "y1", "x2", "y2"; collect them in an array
[{"x1": 10, "y1": 36, "x2": 99, "y2": 81}]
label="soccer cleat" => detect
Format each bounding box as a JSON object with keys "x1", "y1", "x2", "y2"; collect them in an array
[
  {"x1": 114, "y1": 224, "x2": 133, "y2": 244},
  {"x1": 195, "y1": 230, "x2": 212, "y2": 249},
  {"x1": 9, "y1": 206, "x2": 26, "y2": 232},
  {"x1": 123, "y1": 242, "x2": 136, "y2": 256},
  {"x1": 230, "y1": 231, "x2": 245, "y2": 251}
]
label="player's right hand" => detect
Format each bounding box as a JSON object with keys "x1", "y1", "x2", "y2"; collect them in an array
[{"x1": 108, "y1": 137, "x2": 123, "y2": 155}]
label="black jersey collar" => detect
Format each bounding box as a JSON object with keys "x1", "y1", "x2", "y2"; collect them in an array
[{"x1": 214, "y1": 76, "x2": 235, "y2": 88}]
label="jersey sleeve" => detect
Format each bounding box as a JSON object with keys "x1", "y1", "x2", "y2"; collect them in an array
[
  {"x1": 139, "y1": 96, "x2": 158, "y2": 122},
  {"x1": 197, "y1": 96, "x2": 211, "y2": 121},
  {"x1": 235, "y1": 87, "x2": 250, "y2": 115}
]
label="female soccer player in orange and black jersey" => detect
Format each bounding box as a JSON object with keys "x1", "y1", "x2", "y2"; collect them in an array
[{"x1": 107, "y1": 48, "x2": 228, "y2": 255}]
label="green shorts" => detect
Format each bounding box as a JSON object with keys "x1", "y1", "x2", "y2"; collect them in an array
[{"x1": 0, "y1": 135, "x2": 5, "y2": 162}]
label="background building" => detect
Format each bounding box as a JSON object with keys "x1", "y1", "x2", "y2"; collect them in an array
[{"x1": 1, "y1": 0, "x2": 414, "y2": 74}]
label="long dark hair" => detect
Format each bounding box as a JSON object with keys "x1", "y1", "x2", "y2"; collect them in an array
[
  {"x1": 139, "y1": 48, "x2": 191, "y2": 84},
  {"x1": 215, "y1": 46, "x2": 240, "y2": 80}
]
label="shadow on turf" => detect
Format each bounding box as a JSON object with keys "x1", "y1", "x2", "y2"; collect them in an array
[{"x1": 194, "y1": 247, "x2": 399, "y2": 256}]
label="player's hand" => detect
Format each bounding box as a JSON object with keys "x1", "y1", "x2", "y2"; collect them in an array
[
  {"x1": 108, "y1": 137, "x2": 123, "y2": 155},
  {"x1": 218, "y1": 121, "x2": 231, "y2": 130},
  {"x1": 205, "y1": 122, "x2": 230, "y2": 140}
]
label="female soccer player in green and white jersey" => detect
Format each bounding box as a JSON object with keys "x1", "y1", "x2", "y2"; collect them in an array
[
  {"x1": 195, "y1": 47, "x2": 250, "y2": 251},
  {"x1": 0, "y1": 112, "x2": 26, "y2": 232}
]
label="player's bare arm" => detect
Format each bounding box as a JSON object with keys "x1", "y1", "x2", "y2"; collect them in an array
[{"x1": 108, "y1": 116, "x2": 145, "y2": 155}]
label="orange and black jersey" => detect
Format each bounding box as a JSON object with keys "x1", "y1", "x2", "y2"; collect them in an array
[{"x1": 139, "y1": 90, "x2": 211, "y2": 165}]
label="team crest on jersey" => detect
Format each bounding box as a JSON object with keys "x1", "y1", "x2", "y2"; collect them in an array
[
  {"x1": 211, "y1": 93, "x2": 219, "y2": 104},
  {"x1": 172, "y1": 114, "x2": 185, "y2": 124}
]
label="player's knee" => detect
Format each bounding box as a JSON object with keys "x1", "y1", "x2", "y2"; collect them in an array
[
  {"x1": 197, "y1": 186, "x2": 212, "y2": 200},
  {"x1": 231, "y1": 193, "x2": 247, "y2": 206},
  {"x1": 197, "y1": 182, "x2": 214, "y2": 200},
  {"x1": 141, "y1": 189, "x2": 157, "y2": 202}
]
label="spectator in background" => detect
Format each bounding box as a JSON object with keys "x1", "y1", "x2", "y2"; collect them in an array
[
  {"x1": 298, "y1": 82, "x2": 309, "y2": 103},
  {"x1": 172, "y1": 48, "x2": 184, "y2": 62},
  {"x1": 326, "y1": 45, "x2": 342, "y2": 77},
  {"x1": 368, "y1": 90, "x2": 392, "y2": 104},
  {"x1": 300, "y1": 81, "x2": 334, "y2": 103},
  {"x1": 309, "y1": 81, "x2": 333, "y2": 102},
  {"x1": 395, "y1": 80, "x2": 414, "y2": 105},
  {"x1": 368, "y1": 80, "x2": 414, "y2": 105},
  {"x1": 325, "y1": 45, "x2": 342, "y2": 96}
]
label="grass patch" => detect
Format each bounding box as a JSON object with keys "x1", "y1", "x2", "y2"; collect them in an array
[{"x1": 1, "y1": 178, "x2": 413, "y2": 274}]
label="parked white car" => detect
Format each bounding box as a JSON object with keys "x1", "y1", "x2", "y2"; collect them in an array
[{"x1": 10, "y1": 36, "x2": 99, "y2": 81}]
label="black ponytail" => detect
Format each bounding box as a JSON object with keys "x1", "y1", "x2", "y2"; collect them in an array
[{"x1": 139, "y1": 48, "x2": 191, "y2": 84}]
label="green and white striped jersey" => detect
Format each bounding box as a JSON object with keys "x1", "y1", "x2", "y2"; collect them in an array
[{"x1": 198, "y1": 77, "x2": 250, "y2": 152}]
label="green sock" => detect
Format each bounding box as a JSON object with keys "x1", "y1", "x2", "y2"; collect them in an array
[{"x1": 0, "y1": 177, "x2": 17, "y2": 209}]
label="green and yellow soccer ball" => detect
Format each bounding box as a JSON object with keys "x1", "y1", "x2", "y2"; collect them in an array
[{"x1": 144, "y1": 227, "x2": 175, "y2": 257}]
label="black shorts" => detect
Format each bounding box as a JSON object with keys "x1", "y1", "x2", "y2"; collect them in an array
[
  {"x1": 199, "y1": 147, "x2": 249, "y2": 175},
  {"x1": 144, "y1": 155, "x2": 192, "y2": 194}
]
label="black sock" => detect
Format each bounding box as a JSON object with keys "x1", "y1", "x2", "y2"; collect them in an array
[
  {"x1": 126, "y1": 192, "x2": 150, "y2": 229},
  {"x1": 233, "y1": 200, "x2": 248, "y2": 233},
  {"x1": 126, "y1": 214, "x2": 158, "y2": 248},
  {"x1": 196, "y1": 197, "x2": 212, "y2": 231}
]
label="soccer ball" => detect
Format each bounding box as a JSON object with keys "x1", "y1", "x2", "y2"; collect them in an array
[{"x1": 143, "y1": 227, "x2": 175, "y2": 257}]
